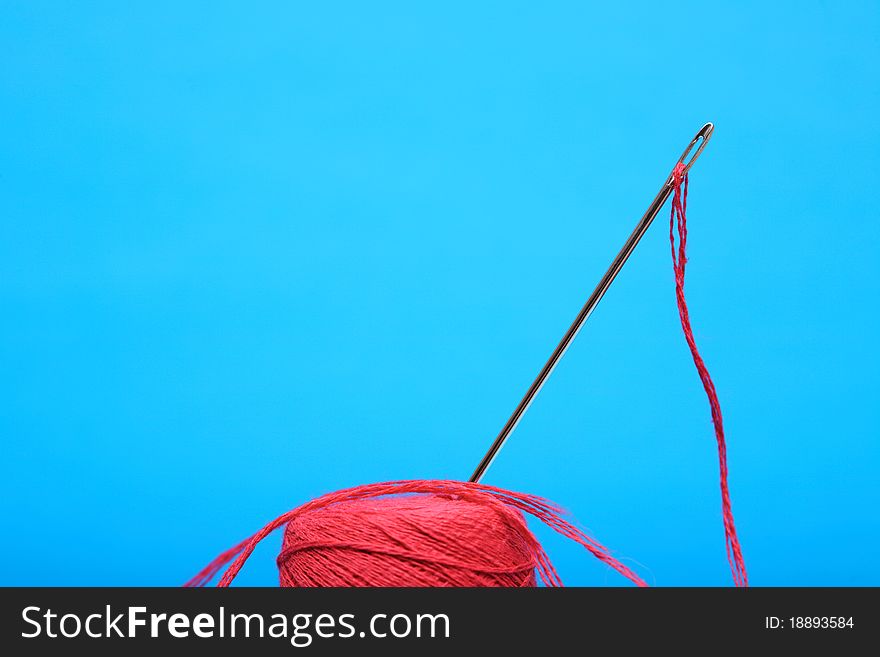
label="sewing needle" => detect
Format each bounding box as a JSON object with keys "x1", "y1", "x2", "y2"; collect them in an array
[{"x1": 469, "y1": 123, "x2": 714, "y2": 483}]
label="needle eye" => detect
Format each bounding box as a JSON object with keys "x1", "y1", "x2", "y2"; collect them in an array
[{"x1": 676, "y1": 122, "x2": 714, "y2": 177}]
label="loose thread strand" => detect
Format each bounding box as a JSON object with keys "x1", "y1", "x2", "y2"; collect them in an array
[{"x1": 670, "y1": 162, "x2": 748, "y2": 587}]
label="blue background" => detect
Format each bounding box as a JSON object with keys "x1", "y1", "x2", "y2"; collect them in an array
[{"x1": 1, "y1": 1, "x2": 877, "y2": 586}]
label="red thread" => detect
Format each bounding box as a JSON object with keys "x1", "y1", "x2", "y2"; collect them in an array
[
  {"x1": 186, "y1": 480, "x2": 647, "y2": 587},
  {"x1": 670, "y1": 162, "x2": 748, "y2": 587}
]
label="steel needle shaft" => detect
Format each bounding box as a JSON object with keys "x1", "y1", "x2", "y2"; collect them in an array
[{"x1": 469, "y1": 123, "x2": 715, "y2": 483}]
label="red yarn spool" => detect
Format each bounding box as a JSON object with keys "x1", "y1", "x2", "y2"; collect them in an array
[
  {"x1": 278, "y1": 495, "x2": 538, "y2": 587},
  {"x1": 186, "y1": 481, "x2": 647, "y2": 587}
]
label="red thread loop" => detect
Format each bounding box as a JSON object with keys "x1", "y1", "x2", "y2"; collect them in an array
[{"x1": 670, "y1": 162, "x2": 748, "y2": 587}]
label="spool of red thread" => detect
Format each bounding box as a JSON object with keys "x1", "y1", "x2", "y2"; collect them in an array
[{"x1": 186, "y1": 481, "x2": 647, "y2": 588}]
